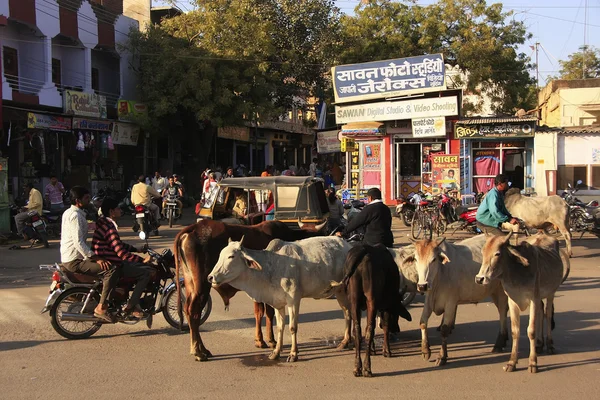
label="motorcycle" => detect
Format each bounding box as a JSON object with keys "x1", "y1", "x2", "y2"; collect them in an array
[
  {"x1": 40, "y1": 231, "x2": 212, "y2": 339},
  {"x1": 561, "y1": 180, "x2": 600, "y2": 237},
  {"x1": 163, "y1": 196, "x2": 181, "y2": 228},
  {"x1": 395, "y1": 192, "x2": 419, "y2": 227},
  {"x1": 132, "y1": 204, "x2": 160, "y2": 237},
  {"x1": 118, "y1": 187, "x2": 135, "y2": 214},
  {"x1": 41, "y1": 206, "x2": 66, "y2": 238},
  {"x1": 10, "y1": 204, "x2": 50, "y2": 248}
]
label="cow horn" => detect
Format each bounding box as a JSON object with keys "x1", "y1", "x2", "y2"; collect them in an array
[
  {"x1": 240, "y1": 235, "x2": 245, "y2": 246},
  {"x1": 315, "y1": 219, "x2": 328, "y2": 231},
  {"x1": 408, "y1": 237, "x2": 417, "y2": 244},
  {"x1": 297, "y1": 218, "x2": 305, "y2": 229},
  {"x1": 435, "y1": 236, "x2": 446, "y2": 247},
  {"x1": 504, "y1": 231, "x2": 513, "y2": 243}
]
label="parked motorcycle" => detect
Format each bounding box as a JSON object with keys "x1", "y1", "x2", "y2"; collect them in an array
[
  {"x1": 132, "y1": 204, "x2": 160, "y2": 237},
  {"x1": 562, "y1": 180, "x2": 600, "y2": 237},
  {"x1": 41, "y1": 232, "x2": 212, "y2": 339},
  {"x1": 395, "y1": 193, "x2": 419, "y2": 227},
  {"x1": 41, "y1": 207, "x2": 65, "y2": 238}
]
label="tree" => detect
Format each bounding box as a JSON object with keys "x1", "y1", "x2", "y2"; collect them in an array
[
  {"x1": 336, "y1": 0, "x2": 535, "y2": 113},
  {"x1": 559, "y1": 46, "x2": 600, "y2": 80}
]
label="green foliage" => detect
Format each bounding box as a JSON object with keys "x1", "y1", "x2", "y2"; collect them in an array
[{"x1": 559, "y1": 46, "x2": 600, "y2": 80}]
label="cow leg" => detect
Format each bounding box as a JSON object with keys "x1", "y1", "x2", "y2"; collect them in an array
[
  {"x1": 545, "y1": 295, "x2": 556, "y2": 355},
  {"x1": 253, "y1": 302, "x2": 268, "y2": 349},
  {"x1": 269, "y1": 307, "x2": 286, "y2": 361},
  {"x1": 559, "y1": 224, "x2": 573, "y2": 257},
  {"x1": 436, "y1": 303, "x2": 457, "y2": 367},
  {"x1": 504, "y1": 298, "x2": 521, "y2": 372},
  {"x1": 334, "y1": 291, "x2": 352, "y2": 350},
  {"x1": 193, "y1": 289, "x2": 213, "y2": 361},
  {"x1": 419, "y1": 295, "x2": 434, "y2": 361},
  {"x1": 528, "y1": 299, "x2": 539, "y2": 373},
  {"x1": 286, "y1": 301, "x2": 300, "y2": 362},
  {"x1": 492, "y1": 291, "x2": 509, "y2": 353},
  {"x1": 265, "y1": 304, "x2": 277, "y2": 349},
  {"x1": 363, "y1": 300, "x2": 376, "y2": 377},
  {"x1": 535, "y1": 300, "x2": 545, "y2": 353},
  {"x1": 382, "y1": 311, "x2": 392, "y2": 358},
  {"x1": 352, "y1": 297, "x2": 362, "y2": 377}
]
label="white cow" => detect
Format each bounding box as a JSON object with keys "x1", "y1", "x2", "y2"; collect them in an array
[
  {"x1": 404, "y1": 235, "x2": 509, "y2": 366},
  {"x1": 208, "y1": 236, "x2": 353, "y2": 362}
]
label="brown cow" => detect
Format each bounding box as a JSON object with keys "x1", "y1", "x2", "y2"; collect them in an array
[
  {"x1": 328, "y1": 244, "x2": 412, "y2": 377},
  {"x1": 174, "y1": 220, "x2": 324, "y2": 362}
]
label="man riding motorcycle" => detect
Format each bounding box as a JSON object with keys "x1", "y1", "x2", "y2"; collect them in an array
[
  {"x1": 162, "y1": 176, "x2": 183, "y2": 218},
  {"x1": 131, "y1": 175, "x2": 161, "y2": 224},
  {"x1": 476, "y1": 174, "x2": 518, "y2": 235},
  {"x1": 14, "y1": 182, "x2": 44, "y2": 241}
]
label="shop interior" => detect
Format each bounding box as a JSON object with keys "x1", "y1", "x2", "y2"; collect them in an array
[
  {"x1": 394, "y1": 138, "x2": 446, "y2": 198},
  {"x1": 471, "y1": 141, "x2": 529, "y2": 193}
]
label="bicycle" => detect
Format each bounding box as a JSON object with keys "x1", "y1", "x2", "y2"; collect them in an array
[{"x1": 411, "y1": 199, "x2": 436, "y2": 240}]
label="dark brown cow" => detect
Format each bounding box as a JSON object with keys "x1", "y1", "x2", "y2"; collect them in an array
[
  {"x1": 332, "y1": 244, "x2": 412, "y2": 377},
  {"x1": 174, "y1": 220, "x2": 322, "y2": 361}
]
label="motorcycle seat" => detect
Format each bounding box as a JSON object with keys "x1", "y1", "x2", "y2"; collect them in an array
[
  {"x1": 59, "y1": 266, "x2": 99, "y2": 284},
  {"x1": 585, "y1": 200, "x2": 599, "y2": 207},
  {"x1": 467, "y1": 205, "x2": 479, "y2": 211},
  {"x1": 43, "y1": 209, "x2": 65, "y2": 216}
]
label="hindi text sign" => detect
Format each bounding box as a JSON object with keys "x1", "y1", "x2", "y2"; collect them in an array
[
  {"x1": 412, "y1": 116, "x2": 446, "y2": 138},
  {"x1": 431, "y1": 154, "x2": 460, "y2": 195}
]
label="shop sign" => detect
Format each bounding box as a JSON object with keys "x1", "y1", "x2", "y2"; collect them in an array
[
  {"x1": 431, "y1": 154, "x2": 460, "y2": 195},
  {"x1": 454, "y1": 122, "x2": 535, "y2": 139},
  {"x1": 218, "y1": 126, "x2": 250, "y2": 142},
  {"x1": 72, "y1": 118, "x2": 113, "y2": 132},
  {"x1": 362, "y1": 143, "x2": 381, "y2": 170},
  {"x1": 349, "y1": 150, "x2": 360, "y2": 188},
  {"x1": 332, "y1": 54, "x2": 446, "y2": 104},
  {"x1": 27, "y1": 112, "x2": 71, "y2": 132},
  {"x1": 117, "y1": 100, "x2": 148, "y2": 121},
  {"x1": 412, "y1": 116, "x2": 446, "y2": 138},
  {"x1": 335, "y1": 96, "x2": 458, "y2": 124},
  {"x1": 64, "y1": 90, "x2": 107, "y2": 119},
  {"x1": 340, "y1": 188, "x2": 369, "y2": 204},
  {"x1": 112, "y1": 122, "x2": 140, "y2": 146},
  {"x1": 316, "y1": 130, "x2": 341, "y2": 154}
]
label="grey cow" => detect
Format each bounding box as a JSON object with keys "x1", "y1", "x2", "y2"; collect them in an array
[{"x1": 476, "y1": 232, "x2": 569, "y2": 373}]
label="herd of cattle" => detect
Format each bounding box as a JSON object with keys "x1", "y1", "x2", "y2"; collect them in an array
[{"x1": 172, "y1": 217, "x2": 570, "y2": 377}]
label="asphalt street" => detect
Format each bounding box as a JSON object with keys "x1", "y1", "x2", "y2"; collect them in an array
[{"x1": 0, "y1": 213, "x2": 599, "y2": 399}]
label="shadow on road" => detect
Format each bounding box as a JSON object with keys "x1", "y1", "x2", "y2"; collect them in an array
[{"x1": 0, "y1": 339, "x2": 65, "y2": 352}]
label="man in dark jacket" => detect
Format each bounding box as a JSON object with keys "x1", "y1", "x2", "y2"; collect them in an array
[{"x1": 336, "y1": 188, "x2": 393, "y2": 247}]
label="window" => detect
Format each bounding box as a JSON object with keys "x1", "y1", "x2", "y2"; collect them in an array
[
  {"x1": 557, "y1": 165, "x2": 588, "y2": 190},
  {"x1": 3, "y1": 46, "x2": 18, "y2": 85},
  {"x1": 52, "y1": 58, "x2": 61, "y2": 86},
  {"x1": 276, "y1": 186, "x2": 300, "y2": 208},
  {"x1": 91, "y1": 67, "x2": 99, "y2": 91}
]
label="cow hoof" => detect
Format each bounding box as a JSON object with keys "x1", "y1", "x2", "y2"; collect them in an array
[
  {"x1": 529, "y1": 365, "x2": 538, "y2": 374},
  {"x1": 353, "y1": 369, "x2": 362, "y2": 377},
  {"x1": 547, "y1": 346, "x2": 556, "y2": 355},
  {"x1": 491, "y1": 346, "x2": 504, "y2": 353},
  {"x1": 202, "y1": 349, "x2": 213, "y2": 358},
  {"x1": 503, "y1": 364, "x2": 516, "y2": 372},
  {"x1": 268, "y1": 340, "x2": 277, "y2": 349},
  {"x1": 422, "y1": 349, "x2": 431, "y2": 361},
  {"x1": 383, "y1": 350, "x2": 391, "y2": 358},
  {"x1": 286, "y1": 354, "x2": 298, "y2": 363},
  {"x1": 435, "y1": 357, "x2": 447, "y2": 367},
  {"x1": 362, "y1": 369, "x2": 373, "y2": 378},
  {"x1": 268, "y1": 351, "x2": 280, "y2": 361},
  {"x1": 255, "y1": 340, "x2": 269, "y2": 349},
  {"x1": 195, "y1": 354, "x2": 209, "y2": 362},
  {"x1": 336, "y1": 340, "x2": 350, "y2": 351}
]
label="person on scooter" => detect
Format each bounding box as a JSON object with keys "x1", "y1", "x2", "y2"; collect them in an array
[
  {"x1": 44, "y1": 175, "x2": 65, "y2": 211},
  {"x1": 476, "y1": 174, "x2": 519, "y2": 235},
  {"x1": 162, "y1": 176, "x2": 183, "y2": 219},
  {"x1": 327, "y1": 189, "x2": 344, "y2": 233},
  {"x1": 335, "y1": 187, "x2": 393, "y2": 247},
  {"x1": 93, "y1": 198, "x2": 153, "y2": 319},
  {"x1": 131, "y1": 175, "x2": 161, "y2": 224},
  {"x1": 60, "y1": 186, "x2": 117, "y2": 322},
  {"x1": 15, "y1": 182, "x2": 43, "y2": 240}
]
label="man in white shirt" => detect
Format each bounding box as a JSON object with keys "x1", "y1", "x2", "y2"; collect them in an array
[
  {"x1": 152, "y1": 171, "x2": 167, "y2": 193},
  {"x1": 60, "y1": 186, "x2": 118, "y2": 322}
]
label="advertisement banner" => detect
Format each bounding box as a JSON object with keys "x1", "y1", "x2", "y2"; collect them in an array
[
  {"x1": 332, "y1": 54, "x2": 446, "y2": 103},
  {"x1": 455, "y1": 121, "x2": 536, "y2": 139},
  {"x1": 362, "y1": 143, "x2": 381, "y2": 170},
  {"x1": 72, "y1": 118, "x2": 113, "y2": 132},
  {"x1": 64, "y1": 90, "x2": 107, "y2": 118},
  {"x1": 316, "y1": 130, "x2": 341, "y2": 154},
  {"x1": 218, "y1": 126, "x2": 250, "y2": 142},
  {"x1": 431, "y1": 154, "x2": 460, "y2": 195},
  {"x1": 27, "y1": 112, "x2": 71, "y2": 132},
  {"x1": 117, "y1": 100, "x2": 148, "y2": 121},
  {"x1": 335, "y1": 96, "x2": 458, "y2": 124},
  {"x1": 412, "y1": 116, "x2": 446, "y2": 138},
  {"x1": 112, "y1": 122, "x2": 140, "y2": 146}
]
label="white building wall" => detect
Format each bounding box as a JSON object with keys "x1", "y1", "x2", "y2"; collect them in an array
[
  {"x1": 533, "y1": 131, "x2": 558, "y2": 196},
  {"x1": 115, "y1": 14, "x2": 139, "y2": 100},
  {"x1": 559, "y1": 88, "x2": 600, "y2": 126}
]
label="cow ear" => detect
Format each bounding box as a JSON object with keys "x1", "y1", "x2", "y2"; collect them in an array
[
  {"x1": 242, "y1": 252, "x2": 262, "y2": 271},
  {"x1": 439, "y1": 252, "x2": 450, "y2": 264},
  {"x1": 508, "y1": 247, "x2": 529, "y2": 266},
  {"x1": 228, "y1": 237, "x2": 233, "y2": 244}
]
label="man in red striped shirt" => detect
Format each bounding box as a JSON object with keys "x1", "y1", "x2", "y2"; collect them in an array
[{"x1": 92, "y1": 198, "x2": 153, "y2": 318}]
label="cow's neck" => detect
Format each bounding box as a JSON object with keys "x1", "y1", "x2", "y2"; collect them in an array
[{"x1": 229, "y1": 268, "x2": 278, "y2": 306}]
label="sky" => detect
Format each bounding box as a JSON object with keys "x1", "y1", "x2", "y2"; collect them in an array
[{"x1": 153, "y1": 0, "x2": 600, "y2": 86}]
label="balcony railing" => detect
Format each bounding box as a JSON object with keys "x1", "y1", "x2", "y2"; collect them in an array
[{"x1": 4, "y1": 74, "x2": 44, "y2": 95}]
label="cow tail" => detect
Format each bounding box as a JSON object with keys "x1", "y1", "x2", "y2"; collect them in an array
[
  {"x1": 560, "y1": 248, "x2": 571, "y2": 284},
  {"x1": 174, "y1": 228, "x2": 190, "y2": 331}
]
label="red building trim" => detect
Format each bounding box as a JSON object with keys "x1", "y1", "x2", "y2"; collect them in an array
[
  {"x1": 12, "y1": 91, "x2": 40, "y2": 105},
  {"x1": 59, "y1": 6, "x2": 79, "y2": 39},
  {"x1": 98, "y1": 20, "x2": 115, "y2": 48},
  {"x1": 9, "y1": 0, "x2": 36, "y2": 26}
]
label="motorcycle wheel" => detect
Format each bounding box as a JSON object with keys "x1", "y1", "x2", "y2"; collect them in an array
[
  {"x1": 402, "y1": 210, "x2": 413, "y2": 227},
  {"x1": 163, "y1": 287, "x2": 212, "y2": 330},
  {"x1": 38, "y1": 230, "x2": 50, "y2": 248},
  {"x1": 569, "y1": 209, "x2": 586, "y2": 232},
  {"x1": 169, "y1": 209, "x2": 174, "y2": 228},
  {"x1": 50, "y1": 287, "x2": 102, "y2": 339}
]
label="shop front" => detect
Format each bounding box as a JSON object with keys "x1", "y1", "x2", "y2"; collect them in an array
[
  {"x1": 316, "y1": 129, "x2": 344, "y2": 173},
  {"x1": 455, "y1": 118, "x2": 537, "y2": 194}
]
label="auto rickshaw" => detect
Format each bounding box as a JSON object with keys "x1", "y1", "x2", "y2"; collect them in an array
[{"x1": 197, "y1": 176, "x2": 329, "y2": 231}]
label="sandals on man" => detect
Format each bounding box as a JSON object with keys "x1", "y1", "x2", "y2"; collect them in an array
[
  {"x1": 123, "y1": 305, "x2": 144, "y2": 319},
  {"x1": 94, "y1": 311, "x2": 114, "y2": 323}
]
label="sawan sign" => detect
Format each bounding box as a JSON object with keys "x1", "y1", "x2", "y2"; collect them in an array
[{"x1": 335, "y1": 96, "x2": 458, "y2": 124}]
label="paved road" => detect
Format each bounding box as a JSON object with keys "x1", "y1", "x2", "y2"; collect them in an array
[{"x1": 1, "y1": 215, "x2": 599, "y2": 399}]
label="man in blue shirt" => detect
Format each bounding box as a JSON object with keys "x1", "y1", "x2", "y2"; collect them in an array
[{"x1": 476, "y1": 174, "x2": 518, "y2": 235}]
